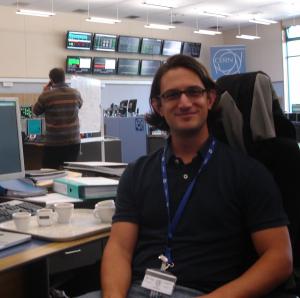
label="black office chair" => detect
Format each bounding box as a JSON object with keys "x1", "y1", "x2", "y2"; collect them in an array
[{"x1": 212, "y1": 71, "x2": 300, "y2": 297}]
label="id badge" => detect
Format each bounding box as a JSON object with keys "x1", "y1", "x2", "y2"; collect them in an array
[{"x1": 141, "y1": 268, "x2": 177, "y2": 296}]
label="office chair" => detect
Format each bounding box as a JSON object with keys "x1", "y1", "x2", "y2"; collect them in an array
[{"x1": 213, "y1": 71, "x2": 300, "y2": 297}]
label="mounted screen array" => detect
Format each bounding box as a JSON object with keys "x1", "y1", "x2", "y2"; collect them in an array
[
  {"x1": 66, "y1": 31, "x2": 201, "y2": 57},
  {"x1": 66, "y1": 56, "x2": 161, "y2": 76}
]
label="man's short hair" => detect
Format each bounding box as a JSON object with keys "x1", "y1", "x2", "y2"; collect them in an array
[
  {"x1": 49, "y1": 68, "x2": 65, "y2": 84},
  {"x1": 145, "y1": 54, "x2": 217, "y2": 132}
]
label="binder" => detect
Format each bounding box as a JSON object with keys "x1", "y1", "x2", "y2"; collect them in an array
[
  {"x1": 0, "y1": 178, "x2": 47, "y2": 198},
  {"x1": 53, "y1": 177, "x2": 118, "y2": 199}
]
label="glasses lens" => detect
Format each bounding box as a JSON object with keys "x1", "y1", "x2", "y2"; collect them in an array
[
  {"x1": 185, "y1": 86, "x2": 206, "y2": 97},
  {"x1": 161, "y1": 90, "x2": 181, "y2": 101}
]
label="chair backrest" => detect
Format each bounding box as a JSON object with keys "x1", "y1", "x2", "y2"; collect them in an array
[{"x1": 213, "y1": 72, "x2": 300, "y2": 268}]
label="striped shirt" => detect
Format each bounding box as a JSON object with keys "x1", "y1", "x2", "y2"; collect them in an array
[{"x1": 33, "y1": 83, "x2": 83, "y2": 146}]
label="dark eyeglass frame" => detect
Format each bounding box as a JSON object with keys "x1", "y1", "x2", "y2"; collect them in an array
[{"x1": 158, "y1": 86, "x2": 207, "y2": 102}]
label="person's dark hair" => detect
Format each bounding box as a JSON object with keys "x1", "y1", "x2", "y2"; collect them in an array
[
  {"x1": 145, "y1": 54, "x2": 217, "y2": 132},
  {"x1": 49, "y1": 68, "x2": 65, "y2": 84}
]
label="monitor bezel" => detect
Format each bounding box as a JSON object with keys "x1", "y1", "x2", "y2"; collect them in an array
[
  {"x1": 92, "y1": 57, "x2": 117, "y2": 75},
  {"x1": 66, "y1": 31, "x2": 93, "y2": 51},
  {"x1": 161, "y1": 40, "x2": 183, "y2": 56},
  {"x1": 0, "y1": 98, "x2": 25, "y2": 181},
  {"x1": 140, "y1": 37, "x2": 162, "y2": 55},
  {"x1": 140, "y1": 59, "x2": 161, "y2": 76},
  {"x1": 66, "y1": 56, "x2": 93, "y2": 74},
  {"x1": 181, "y1": 42, "x2": 201, "y2": 58},
  {"x1": 117, "y1": 35, "x2": 141, "y2": 54},
  {"x1": 117, "y1": 58, "x2": 140, "y2": 76},
  {"x1": 93, "y1": 33, "x2": 118, "y2": 52}
]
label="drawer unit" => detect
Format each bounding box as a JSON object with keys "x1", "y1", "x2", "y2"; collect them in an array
[{"x1": 48, "y1": 239, "x2": 104, "y2": 274}]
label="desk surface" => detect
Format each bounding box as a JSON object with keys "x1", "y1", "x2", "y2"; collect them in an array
[{"x1": 0, "y1": 231, "x2": 109, "y2": 273}]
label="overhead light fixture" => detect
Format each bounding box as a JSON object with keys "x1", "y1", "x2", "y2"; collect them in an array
[
  {"x1": 236, "y1": 23, "x2": 260, "y2": 40},
  {"x1": 86, "y1": 17, "x2": 121, "y2": 24},
  {"x1": 199, "y1": 11, "x2": 229, "y2": 18},
  {"x1": 193, "y1": 15, "x2": 222, "y2": 36},
  {"x1": 85, "y1": 1, "x2": 121, "y2": 24},
  {"x1": 144, "y1": 23, "x2": 175, "y2": 30},
  {"x1": 236, "y1": 34, "x2": 261, "y2": 40},
  {"x1": 249, "y1": 18, "x2": 278, "y2": 25},
  {"x1": 194, "y1": 29, "x2": 222, "y2": 35},
  {"x1": 16, "y1": 0, "x2": 55, "y2": 17},
  {"x1": 142, "y1": 2, "x2": 171, "y2": 10},
  {"x1": 16, "y1": 9, "x2": 55, "y2": 17}
]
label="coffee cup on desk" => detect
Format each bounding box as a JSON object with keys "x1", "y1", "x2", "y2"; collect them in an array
[
  {"x1": 36, "y1": 208, "x2": 57, "y2": 226},
  {"x1": 12, "y1": 211, "x2": 31, "y2": 230},
  {"x1": 54, "y1": 203, "x2": 74, "y2": 224},
  {"x1": 93, "y1": 200, "x2": 115, "y2": 223}
]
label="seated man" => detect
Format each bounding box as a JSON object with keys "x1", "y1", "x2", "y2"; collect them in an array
[{"x1": 85, "y1": 55, "x2": 292, "y2": 298}]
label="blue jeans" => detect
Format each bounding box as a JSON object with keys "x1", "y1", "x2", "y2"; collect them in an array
[{"x1": 76, "y1": 282, "x2": 204, "y2": 298}]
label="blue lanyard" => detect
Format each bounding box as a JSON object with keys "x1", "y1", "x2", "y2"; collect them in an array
[{"x1": 160, "y1": 138, "x2": 216, "y2": 266}]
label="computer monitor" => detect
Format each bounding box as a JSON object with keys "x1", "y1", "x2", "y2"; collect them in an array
[
  {"x1": 93, "y1": 33, "x2": 117, "y2": 52},
  {"x1": 20, "y1": 106, "x2": 33, "y2": 118},
  {"x1": 162, "y1": 40, "x2": 182, "y2": 56},
  {"x1": 0, "y1": 98, "x2": 25, "y2": 181},
  {"x1": 66, "y1": 31, "x2": 93, "y2": 50},
  {"x1": 119, "y1": 100, "x2": 129, "y2": 116},
  {"x1": 92, "y1": 57, "x2": 117, "y2": 75},
  {"x1": 27, "y1": 118, "x2": 42, "y2": 135},
  {"x1": 66, "y1": 56, "x2": 92, "y2": 74},
  {"x1": 128, "y1": 99, "x2": 137, "y2": 114}
]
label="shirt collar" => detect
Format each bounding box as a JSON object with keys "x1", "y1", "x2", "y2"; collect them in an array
[
  {"x1": 52, "y1": 82, "x2": 69, "y2": 88},
  {"x1": 164, "y1": 135, "x2": 213, "y2": 164}
]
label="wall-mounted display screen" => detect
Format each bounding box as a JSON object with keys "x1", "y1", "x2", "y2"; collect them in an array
[
  {"x1": 182, "y1": 42, "x2": 201, "y2": 57},
  {"x1": 117, "y1": 36, "x2": 140, "y2": 53},
  {"x1": 140, "y1": 38, "x2": 162, "y2": 55},
  {"x1": 162, "y1": 40, "x2": 182, "y2": 56},
  {"x1": 66, "y1": 31, "x2": 93, "y2": 50},
  {"x1": 93, "y1": 33, "x2": 117, "y2": 52},
  {"x1": 66, "y1": 56, "x2": 92, "y2": 74},
  {"x1": 117, "y1": 59, "x2": 140, "y2": 76},
  {"x1": 93, "y1": 57, "x2": 117, "y2": 75},
  {"x1": 140, "y1": 60, "x2": 161, "y2": 76},
  {"x1": 20, "y1": 106, "x2": 33, "y2": 118}
]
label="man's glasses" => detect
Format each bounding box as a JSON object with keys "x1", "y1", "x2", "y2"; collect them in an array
[{"x1": 158, "y1": 86, "x2": 207, "y2": 103}]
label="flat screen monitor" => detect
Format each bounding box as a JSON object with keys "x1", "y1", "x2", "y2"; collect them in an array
[
  {"x1": 0, "y1": 98, "x2": 25, "y2": 180},
  {"x1": 162, "y1": 40, "x2": 182, "y2": 56},
  {"x1": 66, "y1": 31, "x2": 93, "y2": 50},
  {"x1": 128, "y1": 99, "x2": 137, "y2": 114},
  {"x1": 20, "y1": 106, "x2": 33, "y2": 118},
  {"x1": 66, "y1": 56, "x2": 92, "y2": 74},
  {"x1": 93, "y1": 33, "x2": 117, "y2": 52},
  {"x1": 27, "y1": 118, "x2": 42, "y2": 135},
  {"x1": 117, "y1": 36, "x2": 140, "y2": 54},
  {"x1": 140, "y1": 38, "x2": 162, "y2": 55},
  {"x1": 93, "y1": 57, "x2": 117, "y2": 75},
  {"x1": 117, "y1": 59, "x2": 140, "y2": 76},
  {"x1": 140, "y1": 60, "x2": 161, "y2": 76},
  {"x1": 182, "y1": 42, "x2": 201, "y2": 57}
]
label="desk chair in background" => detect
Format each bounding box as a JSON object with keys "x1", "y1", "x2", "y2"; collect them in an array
[{"x1": 213, "y1": 71, "x2": 300, "y2": 297}]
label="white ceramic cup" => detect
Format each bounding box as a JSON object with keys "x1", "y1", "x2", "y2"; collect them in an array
[
  {"x1": 54, "y1": 203, "x2": 74, "y2": 224},
  {"x1": 93, "y1": 200, "x2": 115, "y2": 223},
  {"x1": 12, "y1": 211, "x2": 31, "y2": 230},
  {"x1": 36, "y1": 208, "x2": 57, "y2": 226}
]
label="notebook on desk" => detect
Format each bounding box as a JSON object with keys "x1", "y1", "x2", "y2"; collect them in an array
[{"x1": 0, "y1": 230, "x2": 31, "y2": 250}]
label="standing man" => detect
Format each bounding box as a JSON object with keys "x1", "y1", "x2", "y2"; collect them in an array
[
  {"x1": 94, "y1": 55, "x2": 292, "y2": 298},
  {"x1": 33, "y1": 68, "x2": 82, "y2": 169}
]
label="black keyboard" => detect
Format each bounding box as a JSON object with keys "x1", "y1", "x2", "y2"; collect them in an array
[{"x1": 0, "y1": 200, "x2": 42, "y2": 223}]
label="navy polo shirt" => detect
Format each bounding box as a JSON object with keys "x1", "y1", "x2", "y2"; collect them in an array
[{"x1": 113, "y1": 137, "x2": 288, "y2": 293}]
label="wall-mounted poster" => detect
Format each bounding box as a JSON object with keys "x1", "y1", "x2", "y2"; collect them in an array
[{"x1": 210, "y1": 45, "x2": 246, "y2": 80}]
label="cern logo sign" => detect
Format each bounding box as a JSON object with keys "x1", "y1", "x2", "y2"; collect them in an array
[
  {"x1": 135, "y1": 118, "x2": 145, "y2": 131},
  {"x1": 210, "y1": 45, "x2": 246, "y2": 80}
]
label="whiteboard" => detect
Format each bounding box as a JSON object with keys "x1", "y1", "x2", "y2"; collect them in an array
[{"x1": 71, "y1": 76, "x2": 101, "y2": 133}]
